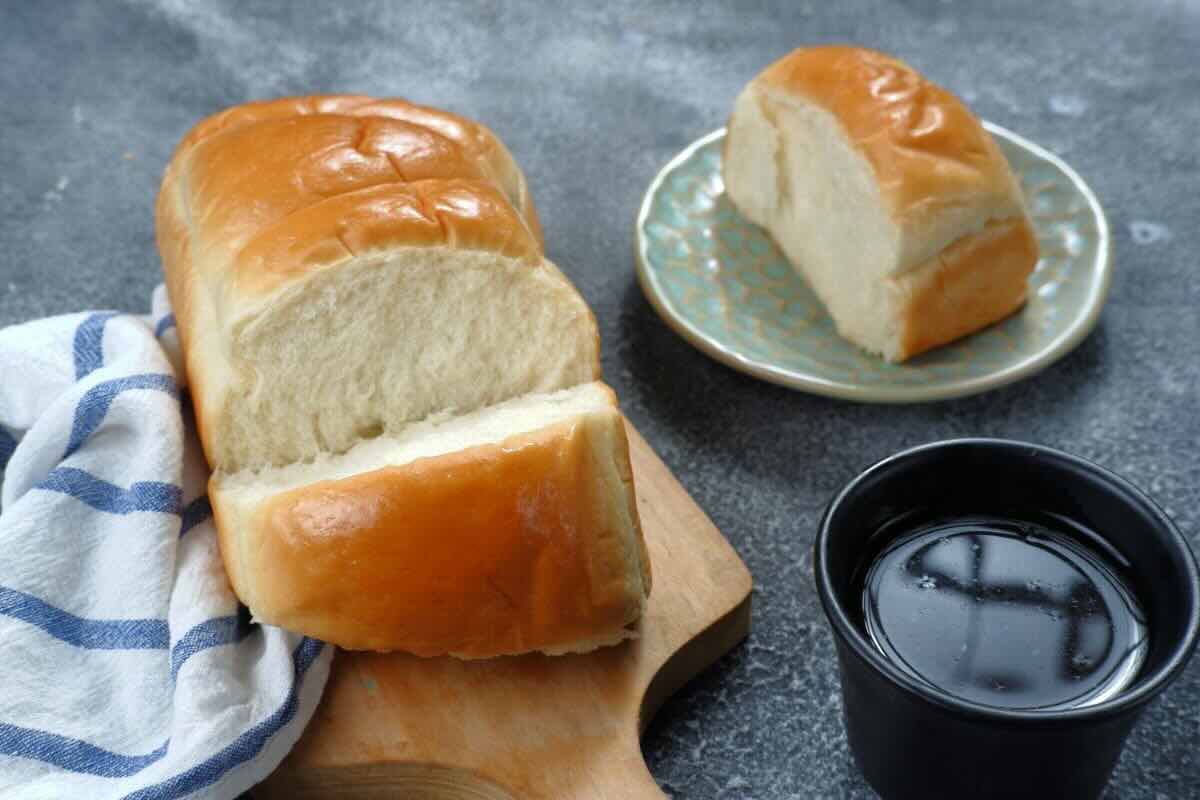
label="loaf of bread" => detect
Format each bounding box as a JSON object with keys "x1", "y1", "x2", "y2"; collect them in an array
[
  {"x1": 723, "y1": 46, "x2": 1039, "y2": 362},
  {"x1": 157, "y1": 96, "x2": 651, "y2": 657}
]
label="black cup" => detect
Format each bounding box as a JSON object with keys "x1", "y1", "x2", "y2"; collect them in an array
[{"x1": 814, "y1": 438, "x2": 1200, "y2": 800}]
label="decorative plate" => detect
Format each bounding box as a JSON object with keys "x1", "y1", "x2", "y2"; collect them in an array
[{"x1": 634, "y1": 125, "x2": 1111, "y2": 403}]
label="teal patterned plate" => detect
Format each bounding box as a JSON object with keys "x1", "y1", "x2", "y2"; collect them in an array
[{"x1": 635, "y1": 126, "x2": 1111, "y2": 402}]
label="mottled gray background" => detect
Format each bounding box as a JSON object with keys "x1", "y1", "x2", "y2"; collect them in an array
[{"x1": 2, "y1": 1, "x2": 1198, "y2": 797}]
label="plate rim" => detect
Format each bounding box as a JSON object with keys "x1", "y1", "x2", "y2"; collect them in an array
[{"x1": 633, "y1": 124, "x2": 1113, "y2": 403}]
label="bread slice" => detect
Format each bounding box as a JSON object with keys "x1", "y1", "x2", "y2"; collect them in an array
[
  {"x1": 723, "y1": 46, "x2": 1039, "y2": 362},
  {"x1": 213, "y1": 383, "x2": 649, "y2": 658},
  {"x1": 157, "y1": 96, "x2": 649, "y2": 656}
]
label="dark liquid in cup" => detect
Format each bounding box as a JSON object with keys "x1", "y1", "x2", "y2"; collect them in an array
[{"x1": 860, "y1": 514, "x2": 1148, "y2": 710}]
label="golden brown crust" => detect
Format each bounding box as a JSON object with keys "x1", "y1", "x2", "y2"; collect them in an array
[
  {"x1": 233, "y1": 411, "x2": 646, "y2": 657},
  {"x1": 896, "y1": 217, "x2": 1039, "y2": 359},
  {"x1": 757, "y1": 46, "x2": 1019, "y2": 223},
  {"x1": 169, "y1": 96, "x2": 544, "y2": 297},
  {"x1": 233, "y1": 178, "x2": 542, "y2": 295},
  {"x1": 173, "y1": 94, "x2": 543, "y2": 247},
  {"x1": 156, "y1": 156, "x2": 218, "y2": 459}
]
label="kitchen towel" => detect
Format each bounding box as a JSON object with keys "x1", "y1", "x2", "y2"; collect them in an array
[{"x1": 0, "y1": 286, "x2": 332, "y2": 799}]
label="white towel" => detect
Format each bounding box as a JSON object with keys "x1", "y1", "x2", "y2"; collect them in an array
[{"x1": 0, "y1": 286, "x2": 332, "y2": 800}]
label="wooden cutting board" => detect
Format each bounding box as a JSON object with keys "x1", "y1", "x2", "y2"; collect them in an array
[{"x1": 258, "y1": 421, "x2": 753, "y2": 799}]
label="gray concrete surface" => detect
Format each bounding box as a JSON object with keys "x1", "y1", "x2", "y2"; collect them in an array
[{"x1": 2, "y1": 1, "x2": 1198, "y2": 797}]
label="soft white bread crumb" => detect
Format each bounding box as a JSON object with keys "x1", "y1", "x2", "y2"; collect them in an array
[{"x1": 198, "y1": 247, "x2": 598, "y2": 472}]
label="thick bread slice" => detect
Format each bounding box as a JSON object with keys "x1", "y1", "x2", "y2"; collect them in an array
[
  {"x1": 212, "y1": 383, "x2": 651, "y2": 657},
  {"x1": 157, "y1": 96, "x2": 597, "y2": 471},
  {"x1": 723, "y1": 46, "x2": 1039, "y2": 361}
]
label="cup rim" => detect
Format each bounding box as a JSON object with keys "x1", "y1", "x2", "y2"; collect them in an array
[{"x1": 814, "y1": 437, "x2": 1200, "y2": 725}]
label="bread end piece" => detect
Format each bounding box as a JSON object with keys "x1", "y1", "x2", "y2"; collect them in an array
[
  {"x1": 724, "y1": 46, "x2": 1039, "y2": 362},
  {"x1": 213, "y1": 385, "x2": 649, "y2": 658}
]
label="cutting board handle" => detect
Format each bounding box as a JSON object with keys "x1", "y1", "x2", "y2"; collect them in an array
[{"x1": 280, "y1": 756, "x2": 663, "y2": 799}]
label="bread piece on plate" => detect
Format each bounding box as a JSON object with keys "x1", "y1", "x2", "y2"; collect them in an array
[
  {"x1": 723, "y1": 46, "x2": 1039, "y2": 362},
  {"x1": 157, "y1": 96, "x2": 650, "y2": 657}
]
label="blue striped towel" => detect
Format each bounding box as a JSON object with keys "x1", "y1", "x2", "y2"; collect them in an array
[{"x1": 0, "y1": 286, "x2": 332, "y2": 799}]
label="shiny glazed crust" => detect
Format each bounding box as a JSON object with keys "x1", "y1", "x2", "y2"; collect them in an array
[
  {"x1": 756, "y1": 46, "x2": 1025, "y2": 230},
  {"x1": 158, "y1": 95, "x2": 545, "y2": 300},
  {"x1": 213, "y1": 403, "x2": 649, "y2": 657},
  {"x1": 172, "y1": 95, "x2": 543, "y2": 249},
  {"x1": 895, "y1": 217, "x2": 1039, "y2": 359}
]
